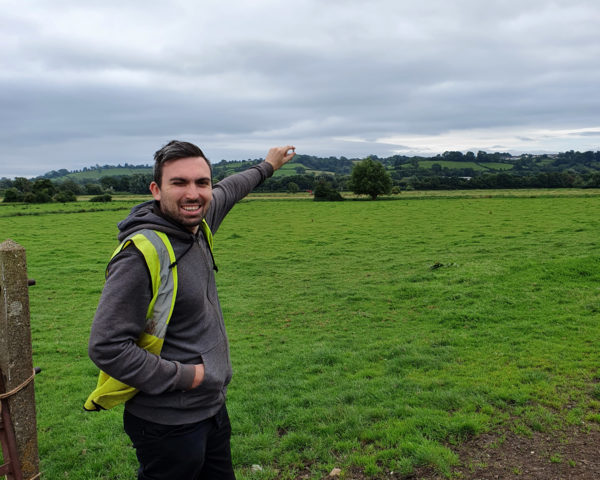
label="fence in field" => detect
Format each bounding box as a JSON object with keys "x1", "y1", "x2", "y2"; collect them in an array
[{"x1": 0, "y1": 240, "x2": 40, "y2": 480}]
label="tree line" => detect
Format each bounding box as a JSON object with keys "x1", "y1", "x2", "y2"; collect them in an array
[
  {"x1": 1, "y1": 174, "x2": 154, "y2": 203},
  {"x1": 2, "y1": 150, "x2": 600, "y2": 203},
  {"x1": 406, "y1": 171, "x2": 600, "y2": 190}
]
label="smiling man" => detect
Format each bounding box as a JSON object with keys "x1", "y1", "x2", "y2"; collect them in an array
[
  {"x1": 87, "y1": 140, "x2": 295, "y2": 479},
  {"x1": 149, "y1": 154, "x2": 214, "y2": 231}
]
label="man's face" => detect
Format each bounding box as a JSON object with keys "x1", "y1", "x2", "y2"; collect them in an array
[{"x1": 149, "y1": 156, "x2": 212, "y2": 233}]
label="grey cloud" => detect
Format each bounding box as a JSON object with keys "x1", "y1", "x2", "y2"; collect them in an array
[
  {"x1": 569, "y1": 131, "x2": 600, "y2": 137},
  {"x1": 2, "y1": 0, "x2": 600, "y2": 177}
]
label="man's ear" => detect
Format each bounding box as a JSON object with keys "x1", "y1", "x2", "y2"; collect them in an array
[{"x1": 149, "y1": 181, "x2": 161, "y2": 201}]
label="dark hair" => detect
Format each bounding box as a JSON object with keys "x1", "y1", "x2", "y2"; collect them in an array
[{"x1": 153, "y1": 140, "x2": 211, "y2": 186}]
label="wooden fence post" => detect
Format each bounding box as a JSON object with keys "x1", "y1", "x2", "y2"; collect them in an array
[{"x1": 0, "y1": 239, "x2": 40, "y2": 479}]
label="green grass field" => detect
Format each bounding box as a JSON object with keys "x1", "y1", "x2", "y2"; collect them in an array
[
  {"x1": 416, "y1": 161, "x2": 514, "y2": 172},
  {"x1": 1, "y1": 190, "x2": 599, "y2": 479},
  {"x1": 477, "y1": 162, "x2": 514, "y2": 171},
  {"x1": 417, "y1": 160, "x2": 487, "y2": 171}
]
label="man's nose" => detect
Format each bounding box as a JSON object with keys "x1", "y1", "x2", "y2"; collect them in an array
[{"x1": 184, "y1": 184, "x2": 202, "y2": 198}]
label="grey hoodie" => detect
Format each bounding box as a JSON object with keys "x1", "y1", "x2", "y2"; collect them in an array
[{"x1": 88, "y1": 162, "x2": 273, "y2": 425}]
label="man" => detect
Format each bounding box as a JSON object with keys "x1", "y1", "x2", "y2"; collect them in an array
[{"x1": 87, "y1": 140, "x2": 296, "y2": 479}]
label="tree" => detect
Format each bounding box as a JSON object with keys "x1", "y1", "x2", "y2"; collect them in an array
[
  {"x1": 13, "y1": 177, "x2": 32, "y2": 193},
  {"x1": 85, "y1": 183, "x2": 104, "y2": 195},
  {"x1": 130, "y1": 174, "x2": 153, "y2": 194},
  {"x1": 348, "y1": 157, "x2": 392, "y2": 200},
  {"x1": 313, "y1": 179, "x2": 343, "y2": 201},
  {"x1": 57, "y1": 179, "x2": 83, "y2": 196},
  {"x1": 0, "y1": 177, "x2": 13, "y2": 190},
  {"x1": 54, "y1": 190, "x2": 77, "y2": 202},
  {"x1": 101, "y1": 176, "x2": 129, "y2": 192},
  {"x1": 32, "y1": 178, "x2": 56, "y2": 203},
  {"x1": 442, "y1": 151, "x2": 464, "y2": 162},
  {"x1": 3, "y1": 188, "x2": 22, "y2": 202}
]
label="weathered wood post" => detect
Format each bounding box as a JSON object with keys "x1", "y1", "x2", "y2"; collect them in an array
[{"x1": 0, "y1": 239, "x2": 40, "y2": 479}]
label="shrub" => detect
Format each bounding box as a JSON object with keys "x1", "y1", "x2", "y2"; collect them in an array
[
  {"x1": 23, "y1": 192, "x2": 37, "y2": 203},
  {"x1": 90, "y1": 194, "x2": 112, "y2": 202},
  {"x1": 2, "y1": 188, "x2": 23, "y2": 202},
  {"x1": 33, "y1": 191, "x2": 53, "y2": 203},
  {"x1": 54, "y1": 191, "x2": 77, "y2": 203},
  {"x1": 314, "y1": 180, "x2": 343, "y2": 201}
]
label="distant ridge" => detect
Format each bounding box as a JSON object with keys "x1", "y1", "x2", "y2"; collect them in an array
[{"x1": 37, "y1": 150, "x2": 600, "y2": 181}]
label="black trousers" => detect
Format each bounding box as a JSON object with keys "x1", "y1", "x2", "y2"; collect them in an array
[{"x1": 123, "y1": 404, "x2": 236, "y2": 480}]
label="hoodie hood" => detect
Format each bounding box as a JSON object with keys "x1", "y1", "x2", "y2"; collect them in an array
[{"x1": 117, "y1": 200, "x2": 196, "y2": 242}]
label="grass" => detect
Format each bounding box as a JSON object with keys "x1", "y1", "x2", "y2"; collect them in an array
[
  {"x1": 477, "y1": 162, "x2": 514, "y2": 171},
  {"x1": 64, "y1": 167, "x2": 152, "y2": 181},
  {"x1": 416, "y1": 160, "x2": 514, "y2": 171},
  {"x1": 1, "y1": 190, "x2": 599, "y2": 478},
  {"x1": 416, "y1": 160, "x2": 487, "y2": 171}
]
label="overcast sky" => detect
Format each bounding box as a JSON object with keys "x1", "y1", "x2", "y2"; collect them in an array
[{"x1": 2, "y1": 0, "x2": 599, "y2": 178}]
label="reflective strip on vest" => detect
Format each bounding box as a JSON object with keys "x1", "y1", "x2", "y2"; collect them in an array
[
  {"x1": 200, "y1": 218, "x2": 213, "y2": 252},
  {"x1": 84, "y1": 229, "x2": 178, "y2": 411}
]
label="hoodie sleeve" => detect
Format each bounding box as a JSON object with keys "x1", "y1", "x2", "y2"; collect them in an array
[
  {"x1": 88, "y1": 247, "x2": 195, "y2": 393},
  {"x1": 206, "y1": 161, "x2": 274, "y2": 233}
]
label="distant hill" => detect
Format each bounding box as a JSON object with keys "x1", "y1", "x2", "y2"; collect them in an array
[
  {"x1": 42, "y1": 165, "x2": 152, "y2": 182},
  {"x1": 33, "y1": 150, "x2": 600, "y2": 184},
  {"x1": 2, "y1": 150, "x2": 599, "y2": 196},
  {"x1": 39, "y1": 156, "x2": 341, "y2": 182},
  {"x1": 65, "y1": 166, "x2": 153, "y2": 181}
]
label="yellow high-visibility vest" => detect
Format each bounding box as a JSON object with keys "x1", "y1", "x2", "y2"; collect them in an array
[{"x1": 84, "y1": 221, "x2": 214, "y2": 411}]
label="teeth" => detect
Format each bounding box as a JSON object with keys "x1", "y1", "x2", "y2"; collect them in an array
[{"x1": 182, "y1": 205, "x2": 201, "y2": 211}]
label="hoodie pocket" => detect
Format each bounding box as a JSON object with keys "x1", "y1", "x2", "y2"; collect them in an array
[{"x1": 183, "y1": 337, "x2": 232, "y2": 409}]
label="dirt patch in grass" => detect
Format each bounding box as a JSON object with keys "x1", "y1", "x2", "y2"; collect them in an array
[
  {"x1": 331, "y1": 426, "x2": 600, "y2": 479},
  {"x1": 410, "y1": 426, "x2": 600, "y2": 480}
]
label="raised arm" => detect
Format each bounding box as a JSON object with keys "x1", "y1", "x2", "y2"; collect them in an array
[{"x1": 206, "y1": 145, "x2": 297, "y2": 232}]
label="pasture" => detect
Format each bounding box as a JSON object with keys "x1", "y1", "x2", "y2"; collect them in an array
[
  {"x1": 415, "y1": 160, "x2": 514, "y2": 172},
  {"x1": 1, "y1": 190, "x2": 599, "y2": 479}
]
